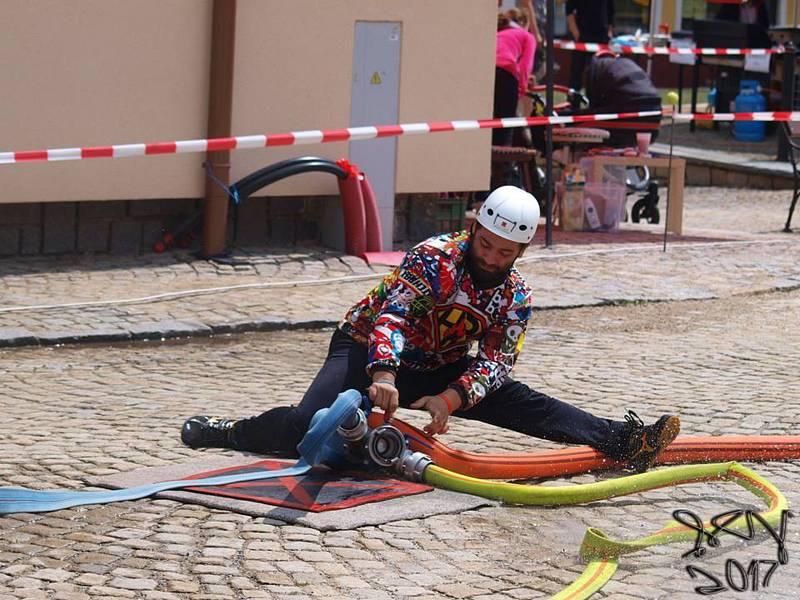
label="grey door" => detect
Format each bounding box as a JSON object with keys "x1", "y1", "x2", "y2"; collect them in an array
[{"x1": 349, "y1": 21, "x2": 402, "y2": 252}]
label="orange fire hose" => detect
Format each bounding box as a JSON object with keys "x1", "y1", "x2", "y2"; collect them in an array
[{"x1": 368, "y1": 413, "x2": 800, "y2": 479}]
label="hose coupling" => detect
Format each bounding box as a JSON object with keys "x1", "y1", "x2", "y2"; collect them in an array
[
  {"x1": 366, "y1": 424, "x2": 407, "y2": 468},
  {"x1": 336, "y1": 408, "x2": 369, "y2": 442},
  {"x1": 394, "y1": 451, "x2": 433, "y2": 482}
]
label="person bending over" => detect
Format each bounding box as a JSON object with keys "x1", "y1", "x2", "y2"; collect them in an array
[{"x1": 585, "y1": 49, "x2": 662, "y2": 148}]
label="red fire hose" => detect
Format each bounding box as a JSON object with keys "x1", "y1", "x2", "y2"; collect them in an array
[{"x1": 368, "y1": 413, "x2": 800, "y2": 479}]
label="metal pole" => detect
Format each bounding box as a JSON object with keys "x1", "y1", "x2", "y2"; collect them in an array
[
  {"x1": 545, "y1": 0, "x2": 555, "y2": 247},
  {"x1": 202, "y1": 0, "x2": 237, "y2": 258},
  {"x1": 663, "y1": 105, "x2": 675, "y2": 253},
  {"x1": 778, "y1": 42, "x2": 796, "y2": 163},
  {"x1": 646, "y1": 0, "x2": 660, "y2": 77},
  {"x1": 648, "y1": 0, "x2": 660, "y2": 41},
  {"x1": 690, "y1": 57, "x2": 699, "y2": 133}
]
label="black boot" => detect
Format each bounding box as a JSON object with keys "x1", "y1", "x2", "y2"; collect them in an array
[
  {"x1": 181, "y1": 416, "x2": 237, "y2": 448},
  {"x1": 619, "y1": 410, "x2": 681, "y2": 473}
]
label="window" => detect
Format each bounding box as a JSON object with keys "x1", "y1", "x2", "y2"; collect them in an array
[
  {"x1": 681, "y1": 0, "x2": 779, "y2": 30},
  {"x1": 614, "y1": 0, "x2": 651, "y2": 34},
  {"x1": 554, "y1": 0, "x2": 651, "y2": 37}
]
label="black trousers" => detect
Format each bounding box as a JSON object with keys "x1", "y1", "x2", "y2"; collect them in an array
[
  {"x1": 231, "y1": 329, "x2": 630, "y2": 459},
  {"x1": 492, "y1": 67, "x2": 519, "y2": 147},
  {"x1": 569, "y1": 50, "x2": 591, "y2": 92}
]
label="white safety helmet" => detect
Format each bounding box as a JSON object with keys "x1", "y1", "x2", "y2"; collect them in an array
[{"x1": 476, "y1": 186, "x2": 540, "y2": 244}]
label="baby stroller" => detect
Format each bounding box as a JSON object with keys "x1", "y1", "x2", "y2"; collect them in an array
[{"x1": 524, "y1": 84, "x2": 661, "y2": 224}]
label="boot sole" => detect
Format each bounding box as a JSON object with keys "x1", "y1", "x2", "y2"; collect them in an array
[
  {"x1": 647, "y1": 415, "x2": 681, "y2": 469},
  {"x1": 628, "y1": 415, "x2": 681, "y2": 472},
  {"x1": 659, "y1": 416, "x2": 681, "y2": 447}
]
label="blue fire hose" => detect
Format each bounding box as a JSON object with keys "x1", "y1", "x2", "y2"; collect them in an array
[{"x1": 0, "y1": 389, "x2": 366, "y2": 514}]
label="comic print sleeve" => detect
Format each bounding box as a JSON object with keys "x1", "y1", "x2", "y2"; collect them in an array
[
  {"x1": 365, "y1": 248, "x2": 442, "y2": 376},
  {"x1": 449, "y1": 287, "x2": 533, "y2": 408}
]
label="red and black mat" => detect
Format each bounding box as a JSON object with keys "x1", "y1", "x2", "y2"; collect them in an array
[{"x1": 180, "y1": 459, "x2": 432, "y2": 512}]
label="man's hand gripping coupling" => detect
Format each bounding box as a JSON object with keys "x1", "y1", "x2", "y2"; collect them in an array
[{"x1": 368, "y1": 371, "x2": 399, "y2": 421}]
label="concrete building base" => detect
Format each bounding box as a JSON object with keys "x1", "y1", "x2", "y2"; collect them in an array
[{"x1": 0, "y1": 192, "x2": 459, "y2": 257}]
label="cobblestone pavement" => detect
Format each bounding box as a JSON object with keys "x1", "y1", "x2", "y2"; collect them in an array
[
  {"x1": 659, "y1": 123, "x2": 777, "y2": 163},
  {"x1": 0, "y1": 288, "x2": 798, "y2": 599},
  {"x1": 0, "y1": 188, "x2": 798, "y2": 346},
  {"x1": 0, "y1": 187, "x2": 799, "y2": 599}
]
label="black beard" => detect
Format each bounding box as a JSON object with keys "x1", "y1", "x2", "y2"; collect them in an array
[{"x1": 465, "y1": 247, "x2": 509, "y2": 289}]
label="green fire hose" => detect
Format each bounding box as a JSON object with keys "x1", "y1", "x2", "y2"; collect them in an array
[{"x1": 424, "y1": 461, "x2": 789, "y2": 600}]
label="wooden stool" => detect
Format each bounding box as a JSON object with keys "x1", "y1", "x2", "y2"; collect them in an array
[
  {"x1": 551, "y1": 127, "x2": 610, "y2": 165},
  {"x1": 490, "y1": 146, "x2": 540, "y2": 194}
]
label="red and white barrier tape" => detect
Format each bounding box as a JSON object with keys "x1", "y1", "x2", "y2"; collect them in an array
[
  {"x1": 671, "y1": 111, "x2": 799, "y2": 122},
  {"x1": 552, "y1": 39, "x2": 782, "y2": 55},
  {"x1": 2, "y1": 110, "x2": 798, "y2": 165}
]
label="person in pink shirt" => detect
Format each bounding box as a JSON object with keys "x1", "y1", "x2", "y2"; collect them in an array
[{"x1": 493, "y1": 11, "x2": 536, "y2": 148}]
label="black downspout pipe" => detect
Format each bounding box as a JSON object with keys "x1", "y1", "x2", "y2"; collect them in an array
[{"x1": 545, "y1": 0, "x2": 555, "y2": 247}]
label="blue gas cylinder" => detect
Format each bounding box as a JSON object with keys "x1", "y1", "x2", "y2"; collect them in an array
[{"x1": 733, "y1": 80, "x2": 766, "y2": 142}]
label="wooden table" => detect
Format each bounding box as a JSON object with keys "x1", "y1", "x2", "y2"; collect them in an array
[{"x1": 587, "y1": 155, "x2": 687, "y2": 235}]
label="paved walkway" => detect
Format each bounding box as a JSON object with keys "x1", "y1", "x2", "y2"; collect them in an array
[
  {"x1": 652, "y1": 123, "x2": 794, "y2": 186},
  {"x1": 0, "y1": 187, "x2": 798, "y2": 347},
  {"x1": 0, "y1": 186, "x2": 799, "y2": 599},
  {"x1": 659, "y1": 122, "x2": 778, "y2": 163},
  {"x1": 1, "y1": 282, "x2": 798, "y2": 599}
]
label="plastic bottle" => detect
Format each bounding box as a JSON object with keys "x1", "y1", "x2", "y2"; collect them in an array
[
  {"x1": 707, "y1": 87, "x2": 716, "y2": 113},
  {"x1": 561, "y1": 165, "x2": 586, "y2": 231}
]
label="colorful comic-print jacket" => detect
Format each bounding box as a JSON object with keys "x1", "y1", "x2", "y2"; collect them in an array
[{"x1": 339, "y1": 231, "x2": 533, "y2": 410}]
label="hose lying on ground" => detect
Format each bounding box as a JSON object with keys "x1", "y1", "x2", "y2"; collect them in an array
[
  {"x1": 0, "y1": 390, "x2": 366, "y2": 514},
  {"x1": 2, "y1": 395, "x2": 793, "y2": 600},
  {"x1": 368, "y1": 412, "x2": 800, "y2": 479},
  {"x1": 424, "y1": 461, "x2": 789, "y2": 600},
  {"x1": 370, "y1": 413, "x2": 795, "y2": 598}
]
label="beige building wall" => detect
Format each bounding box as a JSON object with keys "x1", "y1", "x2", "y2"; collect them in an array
[
  {"x1": 232, "y1": 0, "x2": 496, "y2": 196},
  {"x1": 0, "y1": 0, "x2": 212, "y2": 204},
  {"x1": 0, "y1": 0, "x2": 495, "y2": 205}
]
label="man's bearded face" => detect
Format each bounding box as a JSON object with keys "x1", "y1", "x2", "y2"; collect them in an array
[{"x1": 467, "y1": 225, "x2": 523, "y2": 289}]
